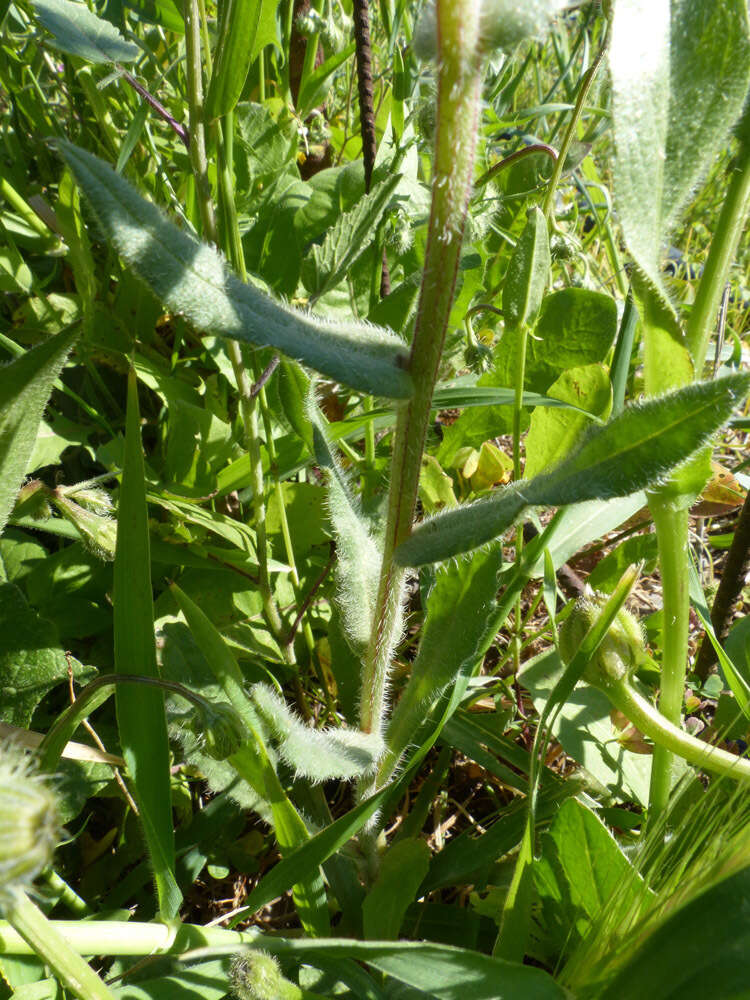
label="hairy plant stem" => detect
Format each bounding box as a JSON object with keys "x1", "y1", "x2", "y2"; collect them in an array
[
  {"x1": 647, "y1": 500, "x2": 691, "y2": 823},
  {"x1": 1, "y1": 888, "x2": 116, "y2": 1000},
  {"x1": 357, "y1": 0, "x2": 483, "y2": 745}
]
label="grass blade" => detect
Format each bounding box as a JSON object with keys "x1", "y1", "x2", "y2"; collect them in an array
[{"x1": 114, "y1": 369, "x2": 180, "y2": 918}]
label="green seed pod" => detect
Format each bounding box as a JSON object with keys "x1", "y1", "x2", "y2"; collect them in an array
[
  {"x1": 230, "y1": 952, "x2": 302, "y2": 1000},
  {"x1": 559, "y1": 593, "x2": 646, "y2": 689},
  {"x1": 0, "y1": 743, "x2": 60, "y2": 892},
  {"x1": 189, "y1": 702, "x2": 248, "y2": 761},
  {"x1": 51, "y1": 493, "x2": 117, "y2": 561}
]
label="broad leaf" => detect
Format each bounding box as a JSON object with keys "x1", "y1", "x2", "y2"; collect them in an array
[
  {"x1": 0, "y1": 327, "x2": 77, "y2": 537},
  {"x1": 611, "y1": 0, "x2": 750, "y2": 308},
  {"x1": 531, "y1": 288, "x2": 618, "y2": 370},
  {"x1": 394, "y1": 373, "x2": 750, "y2": 565},
  {"x1": 0, "y1": 582, "x2": 83, "y2": 728},
  {"x1": 58, "y1": 143, "x2": 412, "y2": 399},
  {"x1": 302, "y1": 173, "x2": 402, "y2": 302},
  {"x1": 599, "y1": 865, "x2": 750, "y2": 1000},
  {"x1": 33, "y1": 0, "x2": 140, "y2": 62}
]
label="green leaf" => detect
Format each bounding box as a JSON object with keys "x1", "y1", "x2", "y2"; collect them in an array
[
  {"x1": 32, "y1": 0, "x2": 140, "y2": 62},
  {"x1": 301, "y1": 173, "x2": 401, "y2": 302},
  {"x1": 0, "y1": 327, "x2": 78, "y2": 538},
  {"x1": 297, "y1": 41, "x2": 356, "y2": 119},
  {"x1": 394, "y1": 373, "x2": 750, "y2": 565},
  {"x1": 261, "y1": 936, "x2": 567, "y2": 1000},
  {"x1": 57, "y1": 143, "x2": 412, "y2": 399},
  {"x1": 610, "y1": 0, "x2": 750, "y2": 305},
  {"x1": 250, "y1": 684, "x2": 385, "y2": 781},
  {"x1": 530, "y1": 288, "x2": 618, "y2": 370},
  {"x1": 308, "y1": 393, "x2": 381, "y2": 654},
  {"x1": 362, "y1": 839, "x2": 431, "y2": 940},
  {"x1": 114, "y1": 369, "x2": 181, "y2": 919},
  {"x1": 0, "y1": 582, "x2": 82, "y2": 728},
  {"x1": 599, "y1": 865, "x2": 750, "y2": 1000},
  {"x1": 502, "y1": 205, "x2": 550, "y2": 330},
  {"x1": 524, "y1": 364, "x2": 611, "y2": 479},
  {"x1": 206, "y1": 0, "x2": 279, "y2": 120},
  {"x1": 384, "y1": 548, "x2": 504, "y2": 775}
]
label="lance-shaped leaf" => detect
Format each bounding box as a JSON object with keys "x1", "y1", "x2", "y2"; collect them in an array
[
  {"x1": 57, "y1": 143, "x2": 412, "y2": 399},
  {"x1": 32, "y1": 0, "x2": 140, "y2": 62},
  {"x1": 610, "y1": 0, "x2": 750, "y2": 309},
  {"x1": 502, "y1": 205, "x2": 550, "y2": 330},
  {"x1": 395, "y1": 373, "x2": 750, "y2": 566},
  {"x1": 0, "y1": 327, "x2": 78, "y2": 537},
  {"x1": 251, "y1": 684, "x2": 384, "y2": 781},
  {"x1": 307, "y1": 392, "x2": 381, "y2": 655},
  {"x1": 206, "y1": 0, "x2": 279, "y2": 119}
]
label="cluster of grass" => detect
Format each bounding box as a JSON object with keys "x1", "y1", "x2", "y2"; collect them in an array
[{"x1": 0, "y1": 0, "x2": 749, "y2": 997}]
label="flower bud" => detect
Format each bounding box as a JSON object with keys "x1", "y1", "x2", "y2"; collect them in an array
[
  {"x1": 51, "y1": 493, "x2": 117, "y2": 561},
  {"x1": 0, "y1": 743, "x2": 60, "y2": 892},
  {"x1": 188, "y1": 702, "x2": 248, "y2": 761},
  {"x1": 230, "y1": 952, "x2": 302, "y2": 1000},
  {"x1": 559, "y1": 593, "x2": 646, "y2": 689}
]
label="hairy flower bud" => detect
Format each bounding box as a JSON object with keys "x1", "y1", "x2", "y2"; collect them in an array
[
  {"x1": 559, "y1": 593, "x2": 646, "y2": 689},
  {"x1": 188, "y1": 702, "x2": 248, "y2": 761},
  {"x1": 0, "y1": 744, "x2": 60, "y2": 892},
  {"x1": 230, "y1": 952, "x2": 302, "y2": 1000},
  {"x1": 51, "y1": 492, "x2": 117, "y2": 561}
]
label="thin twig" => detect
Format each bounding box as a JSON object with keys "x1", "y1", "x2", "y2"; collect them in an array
[
  {"x1": 120, "y1": 70, "x2": 189, "y2": 149},
  {"x1": 283, "y1": 548, "x2": 336, "y2": 646}
]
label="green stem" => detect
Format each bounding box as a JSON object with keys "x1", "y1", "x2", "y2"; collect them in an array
[
  {"x1": 183, "y1": 0, "x2": 216, "y2": 241},
  {"x1": 511, "y1": 323, "x2": 529, "y2": 675},
  {"x1": 540, "y1": 21, "x2": 609, "y2": 220},
  {"x1": 647, "y1": 500, "x2": 691, "y2": 822},
  {"x1": 607, "y1": 679, "x2": 750, "y2": 785},
  {"x1": 1, "y1": 888, "x2": 116, "y2": 1000},
  {"x1": 357, "y1": 0, "x2": 483, "y2": 741},
  {"x1": 685, "y1": 135, "x2": 750, "y2": 369},
  {"x1": 0, "y1": 914, "x2": 259, "y2": 957}
]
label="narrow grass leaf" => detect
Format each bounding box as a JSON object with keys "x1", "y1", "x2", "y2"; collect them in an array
[
  {"x1": 598, "y1": 865, "x2": 750, "y2": 1000},
  {"x1": 206, "y1": 0, "x2": 278, "y2": 119},
  {"x1": 115, "y1": 370, "x2": 180, "y2": 919},
  {"x1": 0, "y1": 327, "x2": 77, "y2": 537},
  {"x1": 32, "y1": 0, "x2": 140, "y2": 62},
  {"x1": 57, "y1": 143, "x2": 412, "y2": 399},
  {"x1": 395, "y1": 373, "x2": 750, "y2": 565}
]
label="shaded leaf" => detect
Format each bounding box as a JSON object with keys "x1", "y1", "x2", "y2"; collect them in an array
[
  {"x1": 363, "y1": 839, "x2": 431, "y2": 940},
  {"x1": 503, "y1": 206, "x2": 549, "y2": 330}
]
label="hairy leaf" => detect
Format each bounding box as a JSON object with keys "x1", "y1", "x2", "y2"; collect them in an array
[
  {"x1": 32, "y1": 0, "x2": 140, "y2": 62},
  {"x1": 58, "y1": 143, "x2": 412, "y2": 398},
  {"x1": 611, "y1": 0, "x2": 750, "y2": 307},
  {"x1": 307, "y1": 394, "x2": 381, "y2": 655},
  {"x1": 395, "y1": 373, "x2": 750, "y2": 565},
  {"x1": 0, "y1": 327, "x2": 77, "y2": 537},
  {"x1": 251, "y1": 684, "x2": 384, "y2": 781}
]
